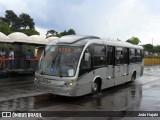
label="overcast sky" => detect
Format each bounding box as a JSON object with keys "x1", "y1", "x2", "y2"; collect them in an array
[{"x1": 0, "y1": 0, "x2": 160, "y2": 45}]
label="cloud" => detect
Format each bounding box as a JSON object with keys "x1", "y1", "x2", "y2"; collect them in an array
[
  {"x1": 1, "y1": 0, "x2": 160, "y2": 45},
  {"x1": 35, "y1": 26, "x2": 47, "y2": 38}
]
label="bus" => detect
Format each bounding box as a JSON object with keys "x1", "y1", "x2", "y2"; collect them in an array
[{"x1": 34, "y1": 35, "x2": 144, "y2": 96}]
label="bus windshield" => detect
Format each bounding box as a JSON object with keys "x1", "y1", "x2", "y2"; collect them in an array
[{"x1": 37, "y1": 45, "x2": 82, "y2": 77}]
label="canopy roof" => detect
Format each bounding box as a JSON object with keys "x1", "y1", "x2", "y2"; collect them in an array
[
  {"x1": 46, "y1": 36, "x2": 58, "y2": 42},
  {"x1": 0, "y1": 32, "x2": 52, "y2": 45}
]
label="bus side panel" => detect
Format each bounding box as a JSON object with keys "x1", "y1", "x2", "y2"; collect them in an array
[
  {"x1": 123, "y1": 64, "x2": 129, "y2": 82},
  {"x1": 77, "y1": 67, "x2": 106, "y2": 96},
  {"x1": 115, "y1": 65, "x2": 128, "y2": 85},
  {"x1": 77, "y1": 72, "x2": 93, "y2": 96},
  {"x1": 102, "y1": 65, "x2": 115, "y2": 89},
  {"x1": 128, "y1": 63, "x2": 141, "y2": 81}
]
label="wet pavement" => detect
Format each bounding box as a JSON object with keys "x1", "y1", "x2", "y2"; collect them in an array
[
  {"x1": 0, "y1": 75, "x2": 34, "y2": 86},
  {"x1": 0, "y1": 66, "x2": 160, "y2": 120}
]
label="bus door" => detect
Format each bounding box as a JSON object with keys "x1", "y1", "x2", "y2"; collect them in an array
[
  {"x1": 103, "y1": 46, "x2": 115, "y2": 89},
  {"x1": 123, "y1": 48, "x2": 129, "y2": 81},
  {"x1": 115, "y1": 47, "x2": 127, "y2": 85}
]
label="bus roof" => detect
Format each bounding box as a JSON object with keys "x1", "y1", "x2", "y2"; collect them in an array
[
  {"x1": 102, "y1": 39, "x2": 143, "y2": 49},
  {"x1": 48, "y1": 35, "x2": 143, "y2": 49}
]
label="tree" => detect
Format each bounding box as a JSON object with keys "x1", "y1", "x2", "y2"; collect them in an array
[
  {"x1": 0, "y1": 17, "x2": 11, "y2": 25},
  {"x1": 3, "y1": 10, "x2": 39, "y2": 36},
  {"x1": 126, "y1": 37, "x2": 141, "y2": 45},
  {"x1": 46, "y1": 29, "x2": 76, "y2": 38},
  {"x1": 19, "y1": 13, "x2": 35, "y2": 29},
  {"x1": 61, "y1": 29, "x2": 76, "y2": 36},
  {"x1": 60, "y1": 30, "x2": 67, "y2": 36},
  {"x1": 21, "y1": 29, "x2": 39, "y2": 36},
  {"x1": 5, "y1": 10, "x2": 20, "y2": 31},
  {"x1": 142, "y1": 44, "x2": 154, "y2": 53},
  {"x1": 46, "y1": 30, "x2": 58, "y2": 38},
  {"x1": 67, "y1": 29, "x2": 76, "y2": 35},
  {"x1": 154, "y1": 45, "x2": 160, "y2": 54},
  {"x1": 0, "y1": 22, "x2": 11, "y2": 35}
]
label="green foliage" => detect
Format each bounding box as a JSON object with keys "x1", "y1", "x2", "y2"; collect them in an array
[
  {"x1": 5, "y1": 10, "x2": 21, "y2": 31},
  {"x1": 46, "y1": 30, "x2": 57, "y2": 37},
  {"x1": 154, "y1": 45, "x2": 160, "y2": 54},
  {"x1": 60, "y1": 29, "x2": 76, "y2": 36},
  {"x1": 0, "y1": 22, "x2": 12, "y2": 35},
  {"x1": 46, "y1": 29, "x2": 76, "y2": 38},
  {"x1": 142, "y1": 44, "x2": 154, "y2": 52},
  {"x1": 144, "y1": 55, "x2": 160, "y2": 58},
  {"x1": 67, "y1": 29, "x2": 76, "y2": 35},
  {"x1": 2, "y1": 10, "x2": 38, "y2": 35},
  {"x1": 19, "y1": 13, "x2": 35, "y2": 29},
  {"x1": 126, "y1": 37, "x2": 141, "y2": 45},
  {"x1": 0, "y1": 17, "x2": 10, "y2": 25},
  {"x1": 20, "y1": 29, "x2": 39, "y2": 36}
]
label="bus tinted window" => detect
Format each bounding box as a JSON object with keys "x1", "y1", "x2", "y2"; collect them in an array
[
  {"x1": 93, "y1": 45, "x2": 106, "y2": 66},
  {"x1": 135, "y1": 49, "x2": 143, "y2": 62},
  {"x1": 94, "y1": 45, "x2": 105, "y2": 55},
  {"x1": 107, "y1": 46, "x2": 114, "y2": 65},
  {"x1": 123, "y1": 48, "x2": 129, "y2": 64},
  {"x1": 115, "y1": 47, "x2": 123, "y2": 65},
  {"x1": 81, "y1": 49, "x2": 91, "y2": 69},
  {"x1": 130, "y1": 48, "x2": 135, "y2": 63}
]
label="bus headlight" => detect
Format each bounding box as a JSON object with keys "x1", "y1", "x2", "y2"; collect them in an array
[{"x1": 65, "y1": 81, "x2": 75, "y2": 87}]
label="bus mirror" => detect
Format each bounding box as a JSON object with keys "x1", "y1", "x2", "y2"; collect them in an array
[
  {"x1": 85, "y1": 53, "x2": 89, "y2": 61},
  {"x1": 68, "y1": 69, "x2": 74, "y2": 76}
]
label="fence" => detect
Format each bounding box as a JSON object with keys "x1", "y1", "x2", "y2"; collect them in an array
[
  {"x1": 144, "y1": 57, "x2": 160, "y2": 65},
  {"x1": 0, "y1": 58, "x2": 38, "y2": 73}
]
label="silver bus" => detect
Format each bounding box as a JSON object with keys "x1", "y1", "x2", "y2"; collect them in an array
[{"x1": 34, "y1": 35, "x2": 144, "y2": 96}]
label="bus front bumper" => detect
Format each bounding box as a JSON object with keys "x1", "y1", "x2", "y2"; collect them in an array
[{"x1": 34, "y1": 83, "x2": 77, "y2": 96}]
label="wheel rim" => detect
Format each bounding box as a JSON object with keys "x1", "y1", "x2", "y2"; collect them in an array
[{"x1": 93, "y1": 82, "x2": 98, "y2": 92}]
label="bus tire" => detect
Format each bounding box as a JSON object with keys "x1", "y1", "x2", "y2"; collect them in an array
[
  {"x1": 92, "y1": 80, "x2": 101, "y2": 95},
  {"x1": 131, "y1": 72, "x2": 136, "y2": 83}
]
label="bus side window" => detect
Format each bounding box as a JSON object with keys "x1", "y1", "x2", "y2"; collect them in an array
[
  {"x1": 140, "y1": 49, "x2": 144, "y2": 60},
  {"x1": 130, "y1": 49, "x2": 135, "y2": 63},
  {"x1": 136, "y1": 49, "x2": 141, "y2": 62},
  {"x1": 123, "y1": 48, "x2": 129, "y2": 64},
  {"x1": 115, "y1": 47, "x2": 123, "y2": 65},
  {"x1": 93, "y1": 45, "x2": 106, "y2": 66},
  {"x1": 107, "y1": 46, "x2": 114, "y2": 65},
  {"x1": 79, "y1": 45, "x2": 93, "y2": 77},
  {"x1": 81, "y1": 49, "x2": 91, "y2": 69}
]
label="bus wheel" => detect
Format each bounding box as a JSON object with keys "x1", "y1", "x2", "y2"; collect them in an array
[
  {"x1": 92, "y1": 80, "x2": 101, "y2": 95},
  {"x1": 131, "y1": 73, "x2": 136, "y2": 83}
]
